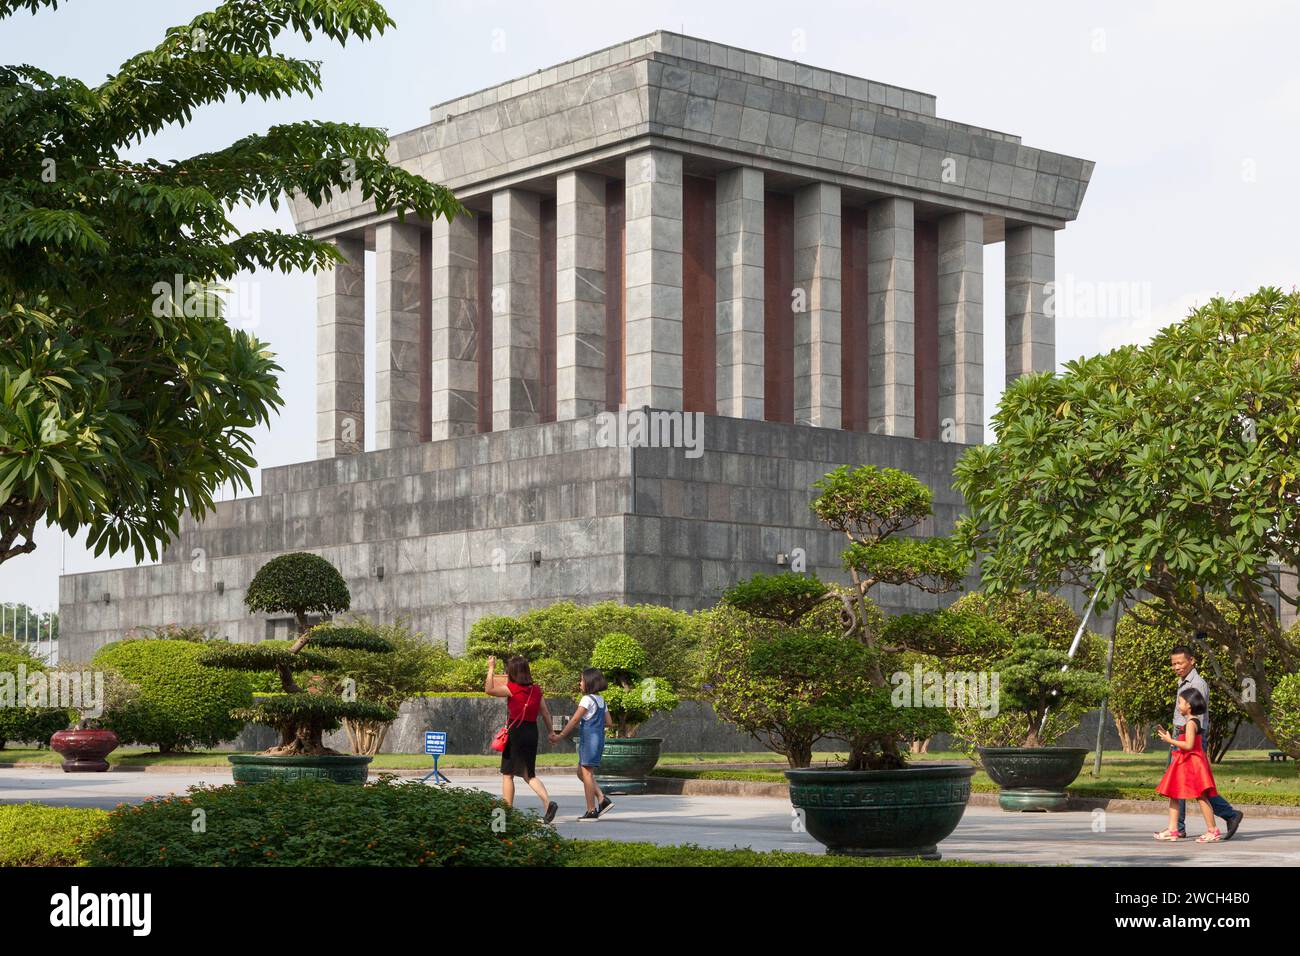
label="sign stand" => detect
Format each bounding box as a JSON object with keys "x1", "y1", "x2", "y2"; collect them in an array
[{"x1": 421, "y1": 731, "x2": 450, "y2": 785}]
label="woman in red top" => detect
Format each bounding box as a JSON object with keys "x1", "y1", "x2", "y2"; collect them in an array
[
  {"x1": 485, "y1": 655, "x2": 558, "y2": 823},
  {"x1": 1153, "y1": 688, "x2": 1221, "y2": 843}
]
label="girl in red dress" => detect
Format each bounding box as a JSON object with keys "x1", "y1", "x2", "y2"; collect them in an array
[{"x1": 1153, "y1": 688, "x2": 1221, "y2": 843}]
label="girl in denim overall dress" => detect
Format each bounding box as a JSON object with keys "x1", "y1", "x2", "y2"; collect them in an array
[{"x1": 551, "y1": 667, "x2": 613, "y2": 821}]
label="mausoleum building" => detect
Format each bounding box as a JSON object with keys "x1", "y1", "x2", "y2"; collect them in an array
[{"x1": 59, "y1": 32, "x2": 1093, "y2": 660}]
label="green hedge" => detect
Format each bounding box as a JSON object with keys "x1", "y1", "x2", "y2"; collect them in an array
[
  {"x1": 92, "y1": 639, "x2": 253, "y2": 752},
  {"x1": 0, "y1": 805, "x2": 107, "y2": 866},
  {"x1": 0, "y1": 641, "x2": 73, "y2": 748},
  {"x1": 86, "y1": 777, "x2": 565, "y2": 867},
  {"x1": 465, "y1": 602, "x2": 700, "y2": 695}
]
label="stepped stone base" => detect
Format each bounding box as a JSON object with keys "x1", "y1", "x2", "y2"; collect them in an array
[{"x1": 58, "y1": 412, "x2": 971, "y2": 662}]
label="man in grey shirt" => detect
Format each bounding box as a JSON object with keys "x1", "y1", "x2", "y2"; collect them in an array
[{"x1": 1167, "y1": 640, "x2": 1244, "y2": 840}]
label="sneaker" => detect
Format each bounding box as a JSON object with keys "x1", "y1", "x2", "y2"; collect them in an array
[
  {"x1": 1223, "y1": 812, "x2": 1244, "y2": 841},
  {"x1": 576, "y1": 810, "x2": 600, "y2": 822},
  {"x1": 543, "y1": 801, "x2": 558, "y2": 824},
  {"x1": 596, "y1": 796, "x2": 613, "y2": 817}
]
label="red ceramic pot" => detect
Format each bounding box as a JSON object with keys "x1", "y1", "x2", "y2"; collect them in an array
[{"x1": 50, "y1": 728, "x2": 120, "y2": 772}]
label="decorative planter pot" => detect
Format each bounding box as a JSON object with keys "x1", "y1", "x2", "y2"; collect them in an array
[
  {"x1": 594, "y1": 737, "x2": 663, "y2": 795},
  {"x1": 228, "y1": 753, "x2": 372, "y2": 785},
  {"x1": 785, "y1": 764, "x2": 975, "y2": 859},
  {"x1": 50, "y1": 729, "x2": 119, "y2": 772},
  {"x1": 978, "y1": 747, "x2": 1088, "y2": 811}
]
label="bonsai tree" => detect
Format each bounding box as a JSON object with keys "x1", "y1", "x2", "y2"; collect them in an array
[
  {"x1": 589, "y1": 632, "x2": 678, "y2": 738},
  {"x1": 936, "y1": 590, "x2": 1107, "y2": 755},
  {"x1": 200, "y1": 555, "x2": 394, "y2": 756},
  {"x1": 714, "y1": 465, "x2": 968, "y2": 769},
  {"x1": 992, "y1": 634, "x2": 1108, "y2": 748},
  {"x1": 953, "y1": 287, "x2": 1300, "y2": 757}
]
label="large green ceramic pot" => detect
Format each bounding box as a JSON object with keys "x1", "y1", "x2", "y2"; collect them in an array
[
  {"x1": 784, "y1": 764, "x2": 975, "y2": 859},
  {"x1": 594, "y1": 737, "x2": 662, "y2": 795},
  {"x1": 228, "y1": 753, "x2": 372, "y2": 785},
  {"x1": 978, "y1": 747, "x2": 1088, "y2": 811}
]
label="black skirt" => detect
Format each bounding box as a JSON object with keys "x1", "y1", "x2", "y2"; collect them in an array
[{"x1": 499, "y1": 721, "x2": 538, "y2": 780}]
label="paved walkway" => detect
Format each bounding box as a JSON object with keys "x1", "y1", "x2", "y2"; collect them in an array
[{"x1": 5, "y1": 768, "x2": 1298, "y2": 866}]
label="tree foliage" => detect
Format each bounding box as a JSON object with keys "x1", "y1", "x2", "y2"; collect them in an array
[
  {"x1": 243, "y1": 551, "x2": 350, "y2": 633},
  {"x1": 0, "y1": 0, "x2": 463, "y2": 566},
  {"x1": 953, "y1": 288, "x2": 1300, "y2": 757}
]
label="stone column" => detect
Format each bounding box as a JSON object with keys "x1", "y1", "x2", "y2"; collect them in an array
[
  {"x1": 374, "y1": 221, "x2": 424, "y2": 449},
  {"x1": 492, "y1": 188, "x2": 542, "y2": 429},
  {"x1": 1005, "y1": 223, "x2": 1056, "y2": 383},
  {"x1": 430, "y1": 213, "x2": 480, "y2": 439},
  {"x1": 623, "y1": 149, "x2": 683, "y2": 410},
  {"x1": 793, "y1": 182, "x2": 842, "y2": 429},
  {"x1": 866, "y1": 197, "x2": 915, "y2": 436},
  {"x1": 556, "y1": 170, "x2": 607, "y2": 420},
  {"x1": 937, "y1": 211, "x2": 984, "y2": 445},
  {"x1": 716, "y1": 167, "x2": 765, "y2": 420},
  {"x1": 316, "y1": 235, "x2": 365, "y2": 458}
]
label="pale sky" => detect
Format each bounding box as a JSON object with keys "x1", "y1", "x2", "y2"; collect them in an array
[{"x1": 2, "y1": 0, "x2": 1297, "y2": 613}]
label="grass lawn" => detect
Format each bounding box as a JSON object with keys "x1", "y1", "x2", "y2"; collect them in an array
[{"x1": 655, "y1": 750, "x2": 1300, "y2": 806}]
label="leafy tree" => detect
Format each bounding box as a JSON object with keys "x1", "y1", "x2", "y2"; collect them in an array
[
  {"x1": 1274, "y1": 671, "x2": 1300, "y2": 756},
  {"x1": 1113, "y1": 598, "x2": 1287, "y2": 760},
  {"x1": 0, "y1": 0, "x2": 462, "y2": 566},
  {"x1": 698, "y1": 604, "x2": 833, "y2": 767},
  {"x1": 589, "y1": 632, "x2": 678, "y2": 738},
  {"x1": 954, "y1": 288, "x2": 1300, "y2": 757}
]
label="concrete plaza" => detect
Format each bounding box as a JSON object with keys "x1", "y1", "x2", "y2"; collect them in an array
[{"x1": 4, "y1": 767, "x2": 1298, "y2": 866}]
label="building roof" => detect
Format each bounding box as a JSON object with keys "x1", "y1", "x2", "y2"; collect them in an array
[{"x1": 292, "y1": 30, "x2": 1093, "y2": 237}]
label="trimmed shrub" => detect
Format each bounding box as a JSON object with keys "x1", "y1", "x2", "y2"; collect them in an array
[
  {"x1": 590, "y1": 632, "x2": 679, "y2": 736},
  {"x1": 86, "y1": 777, "x2": 565, "y2": 867},
  {"x1": 722, "y1": 572, "x2": 830, "y2": 624},
  {"x1": 0, "y1": 805, "x2": 107, "y2": 866},
  {"x1": 244, "y1": 552, "x2": 350, "y2": 633},
  {"x1": 92, "y1": 640, "x2": 252, "y2": 752}
]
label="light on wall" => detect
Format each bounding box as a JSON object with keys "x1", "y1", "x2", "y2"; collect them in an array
[
  {"x1": 375, "y1": 565, "x2": 385, "y2": 581},
  {"x1": 776, "y1": 553, "x2": 788, "y2": 567},
  {"x1": 531, "y1": 550, "x2": 542, "y2": 567}
]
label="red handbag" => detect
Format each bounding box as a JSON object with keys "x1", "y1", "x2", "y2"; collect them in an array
[{"x1": 492, "y1": 685, "x2": 537, "y2": 752}]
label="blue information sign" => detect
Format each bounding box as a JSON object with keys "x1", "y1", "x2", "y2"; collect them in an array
[{"x1": 421, "y1": 731, "x2": 450, "y2": 786}]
